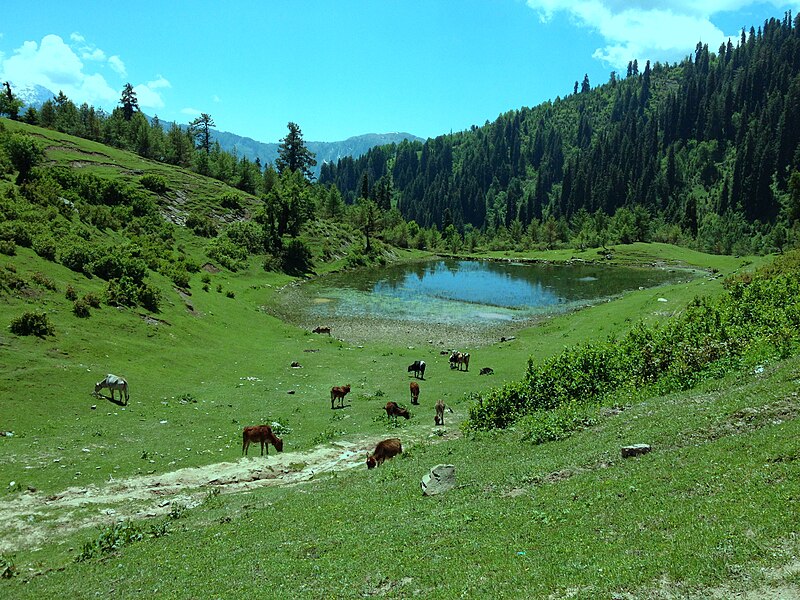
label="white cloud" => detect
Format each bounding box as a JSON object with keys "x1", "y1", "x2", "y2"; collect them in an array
[
  {"x1": 0, "y1": 34, "x2": 121, "y2": 108},
  {"x1": 134, "y1": 76, "x2": 171, "y2": 110},
  {"x1": 83, "y1": 48, "x2": 106, "y2": 61},
  {"x1": 526, "y1": 0, "x2": 796, "y2": 69},
  {"x1": 108, "y1": 55, "x2": 126, "y2": 77},
  {"x1": 181, "y1": 107, "x2": 202, "y2": 117},
  {"x1": 212, "y1": 94, "x2": 221, "y2": 103}
]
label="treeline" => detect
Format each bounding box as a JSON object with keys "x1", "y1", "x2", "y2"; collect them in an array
[{"x1": 321, "y1": 13, "x2": 800, "y2": 256}]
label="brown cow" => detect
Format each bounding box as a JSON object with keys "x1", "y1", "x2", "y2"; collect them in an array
[
  {"x1": 366, "y1": 438, "x2": 402, "y2": 469},
  {"x1": 434, "y1": 399, "x2": 453, "y2": 426},
  {"x1": 330, "y1": 384, "x2": 351, "y2": 409},
  {"x1": 410, "y1": 381, "x2": 420, "y2": 405},
  {"x1": 449, "y1": 351, "x2": 470, "y2": 371},
  {"x1": 385, "y1": 401, "x2": 410, "y2": 421},
  {"x1": 242, "y1": 425, "x2": 284, "y2": 456},
  {"x1": 312, "y1": 326, "x2": 331, "y2": 335}
]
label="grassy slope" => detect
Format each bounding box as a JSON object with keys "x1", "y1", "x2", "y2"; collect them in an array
[{"x1": 0, "y1": 122, "x2": 795, "y2": 597}]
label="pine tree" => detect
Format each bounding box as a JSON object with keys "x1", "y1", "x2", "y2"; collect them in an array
[
  {"x1": 189, "y1": 113, "x2": 215, "y2": 154},
  {"x1": 275, "y1": 122, "x2": 317, "y2": 181},
  {"x1": 120, "y1": 83, "x2": 139, "y2": 121}
]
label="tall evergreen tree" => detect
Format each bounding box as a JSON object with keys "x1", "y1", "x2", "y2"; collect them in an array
[
  {"x1": 275, "y1": 122, "x2": 317, "y2": 180},
  {"x1": 120, "y1": 83, "x2": 139, "y2": 121},
  {"x1": 189, "y1": 113, "x2": 215, "y2": 154}
]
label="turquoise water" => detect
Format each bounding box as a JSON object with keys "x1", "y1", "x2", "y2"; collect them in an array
[{"x1": 285, "y1": 259, "x2": 686, "y2": 327}]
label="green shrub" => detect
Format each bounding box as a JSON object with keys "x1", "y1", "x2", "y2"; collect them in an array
[
  {"x1": 281, "y1": 238, "x2": 313, "y2": 275},
  {"x1": 517, "y1": 402, "x2": 598, "y2": 445},
  {"x1": 225, "y1": 290, "x2": 235, "y2": 299},
  {"x1": 140, "y1": 174, "x2": 168, "y2": 194},
  {"x1": 31, "y1": 271, "x2": 57, "y2": 291},
  {"x1": 207, "y1": 237, "x2": 247, "y2": 272},
  {"x1": 219, "y1": 192, "x2": 241, "y2": 210},
  {"x1": 91, "y1": 250, "x2": 148, "y2": 283},
  {"x1": 76, "y1": 521, "x2": 144, "y2": 562},
  {"x1": 82, "y1": 292, "x2": 101, "y2": 308},
  {"x1": 138, "y1": 283, "x2": 161, "y2": 312},
  {"x1": 0, "y1": 554, "x2": 17, "y2": 579},
  {"x1": 105, "y1": 276, "x2": 140, "y2": 307},
  {"x1": 0, "y1": 240, "x2": 15, "y2": 256},
  {"x1": 32, "y1": 234, "x2": 57, "y2": 261},
  {"x1": 65, "y1": 284, "x2": 78, "y2": 301},
  {"x1": 186, "y1": 211, "x2": 217, "y2": 238},
  {"x1": 59, "y1": 239, "x2": 97, "y2": 275},
  {"x1": 73, "y1": 299, "x2": 91, "y2": 318},
  {"x1": 9, "y1": 311, "x2": 55, "y2": 337}
]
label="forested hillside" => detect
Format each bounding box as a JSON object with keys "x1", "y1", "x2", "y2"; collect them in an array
[{"x1": 321, "y1": 14, "x2": 800, "y2": 256}]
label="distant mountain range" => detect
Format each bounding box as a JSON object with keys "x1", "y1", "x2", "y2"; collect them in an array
[{"x1": 10, "y1": 81, "x2": 423, "y2": 176}]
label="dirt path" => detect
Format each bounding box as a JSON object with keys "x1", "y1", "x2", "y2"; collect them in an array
[{"x1": 0, "y1": 425, "x2": 461, "y2": 554}]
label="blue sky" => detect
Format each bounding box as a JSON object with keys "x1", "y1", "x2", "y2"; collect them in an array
[{"x1": 1, "y1": 1, "x2": 797, "y2": 143}]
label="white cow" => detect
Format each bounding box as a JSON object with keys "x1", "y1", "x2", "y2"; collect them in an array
[{"x1": 94, "y1": 374, "x2": 129, "y2": 404}]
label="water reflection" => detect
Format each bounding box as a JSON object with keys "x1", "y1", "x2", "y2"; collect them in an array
[{"x1": 290, "y1": 259, "x2": 684, "y2": 327}]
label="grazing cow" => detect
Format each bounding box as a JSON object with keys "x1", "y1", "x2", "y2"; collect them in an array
[
  {"x1": 242, "y1": 425, "x2": 284, "y2": 456},
  {"x1": 330, "y1": 384, "x2": 351, "y2": 409},
  {"x1": 366, "y1": 438, "x2": 402, "y2": 469},
  {"x1": 385, "y1": 401, "x2": 410, "y2": 421},
  {"x1": 410, "y1": 381, "x2": 420, "y2": 405},
  {"x1": 449, "y1": 351, "x2": 470, "y2": 371},
  {"x1": 312, "y1": 326, "x2": 331, "y2": 335},
  {"x1": 93, "y1": 374, "x2": 129, "y2": 404},
  {"x1": 435, "y1": 399, "x2": 454, "y2": 426},
  {"x1": 479, "y1": 367, "x2": 494, "y2": 376},
  {"x1": 407, "y1": 360, "x2": 426, "y2": 379}
]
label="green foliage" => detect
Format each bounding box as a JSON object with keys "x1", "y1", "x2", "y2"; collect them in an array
[
  {"x1": 30, "y1": 271, "x2": 56, "y2": 291},
  {"x1": 65, "y1": 284, "x2": 77, "y2": 301},
  {"x1": 105, "y1": 277, "x2": 161, "y2": 311},
  {"x1": 139, "y1": 173, "x2": 168, "y2": 194},
  {"x1": 218, "y1": 192, "x2": 241, "y2": 210},
  {"x1": 3, "y1": 132, "x2": 44, "y2": 184},
  {"x1": 516, "y1": 402, "x2": 599, "y2": 444},
  {"x1": 207, "y1": 237, "x2": 248, "y2": 272},
  {"x1": 31, "y1": 235, "x2": 57, "y2": 261},
  {"x1": 468, "y1": 250, "x2": 800, "y2": 430},
  {"x1": 82, "y1": 292, "x2": 101, "y2": 308},
  {"x1": 280, "y1": 238, "x2": 314, "y2": 275},
  {"x1": 0, "y1": 554, "x2": 17, "y2": 579},
  {"x1": 185, "y1": 211, "x2": 217, "y2": 237},
  {"x1": 76, "y1": 520, "x2": 144, "y2": 562},
  {"x1": 59, "y1": 238, "x2": 98, "y2": 275},
  {"x1": 72, "y1": 299, "x2": 91, "y2": 318},
  {"x1": 0, "y1": 240, "x2": 15, "y2": 256},
  {"x1": 9, "y1": 311, "x2": 55, "y2": 337}
]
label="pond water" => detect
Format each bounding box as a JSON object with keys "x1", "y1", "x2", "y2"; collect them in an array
[{"x1": 271, "y1": 259, "x2": 690, "y2": 346}]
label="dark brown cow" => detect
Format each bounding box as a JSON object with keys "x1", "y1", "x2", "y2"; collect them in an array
[
  {"x1": 410, "y1": 381, "x2": 420, "y2": 405},
  {"x1": 312, "y1": 326, "x2": 331, "y2": 335},
  {"x1": 385, "y1": 401, "x2": 410, "y2": 421},
  {"x1": 366, "y1": 438, "x2": 402, "y2": 469},
  {"x1": 330, "y1": 384, "x2": 351, "y2": 409},
  {"x1": 434, "y1": 399, "x2": 453, "y2": 426},
  {"x1": 242, "y1": 425, "x2": 284, "y2": 456}
]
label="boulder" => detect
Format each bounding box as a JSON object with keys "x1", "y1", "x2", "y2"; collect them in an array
[
  {"x1": 421, "y1": 464, "x2": 456, "y2": 496},
  {"x1": 621, "y1": 444, "x2": 652, "y2": 458}
]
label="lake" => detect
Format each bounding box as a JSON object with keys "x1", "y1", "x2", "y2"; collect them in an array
[{"x1": 270, "y1": 259, "x2": 690, "y2": 346}]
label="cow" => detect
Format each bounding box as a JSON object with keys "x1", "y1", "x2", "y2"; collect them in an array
[
  {"x1": 407, "y1": 360, "x2": 426, "y2": 379},
  {"x1": 93, "y1": 374, "x2": 129, "y2": 404},
  {"x1": 242, "y1": 425, "x2": 284, "y2": 456},
  {"x1": 479, "y1": 367, "x2": 494, "y2": 375},
  {"x1": 449, "y1": 351, "x2": 470, "y2": 371},
  {"x1": 312, "y1": 326, "x2": 331, "y2": 335},
  {"x1": 366, "y1": 438, "x2": 402, "y2": 469},
  {"x1": 385, "y1": 401, "x2": 410, "y2": 421},
  {"x1": 435, "y1": 399, "x2": 454, "y2": 426},
  {"x1": 330, "y1": 384, "x2": 351, "y2": 409},
  {"x1": 410, "y1": 381, "x2": 420, "y2": 405}
]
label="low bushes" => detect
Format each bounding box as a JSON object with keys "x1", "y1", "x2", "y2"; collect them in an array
[
  {"x1": 9, "y1": 311, "x2": 55, "y2": 337},
  {"x1": 467, "y1": 251, "x2": 800, "y2": 431}
]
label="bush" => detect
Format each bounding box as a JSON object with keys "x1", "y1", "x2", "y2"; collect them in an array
[
  {"x1": 9, "y1": 311, "x2": 55, "y2": 337},
  {"x1": 105, "y1": 276, "x2": 139, "y2": 307},
  {"x1": 65, "y1": 284, "x2": 78, "y2": 301},
  {"x1": 219, "y1": 192, "x2": 241, "y2": 210},
  {"x1": 82, "y1": 292, "x2": 101, "y2": 308},
  {"x1": 73, "y1": 299, "x2": 91, "y2": 318},
  {"x1": 91, "y1": 250, "x2": 148, "y2": 283},
  {"x1": 207, "y1": 237, "x2": 247, "y2": 272},
  {"x1": 0, "y1": 554, "x2": 17, "y2": 579},
  {"x1": 59, "y1": 239, "x2": 97, "y2": 275},
  {"x1": 31, "y1": 271, "x2": 57, "y2": 291},
  {"x1": 76, "y1": 521, "x2": 144, "y2": 562},
  {"x1": 32, "y1": 235, "x2": 57, "y2": 261},
  {"x1": 280, "y1": 239, "x2": 314, "y2": 275},
  {"x1": 186, "y1": 211, "x2": 217, "y2": 238},
  {"x1": 138, "y1": 283, "x2": 161, "y2": 312},
  {"x1": 0, "y1": 240, "x2": 15, "y2": 256},
  {"x1": 140, "y1": 174, "x2": 168, "y2": 194}
]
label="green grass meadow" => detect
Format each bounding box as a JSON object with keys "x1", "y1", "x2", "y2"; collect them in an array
[{"x1": 0, "y1": 122, "x2": 796, "y2": 598}]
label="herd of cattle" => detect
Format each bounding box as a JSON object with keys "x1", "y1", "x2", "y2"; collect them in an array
[{"x1": 91, "y1": 336, "x2": 488, "y2": 470}]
